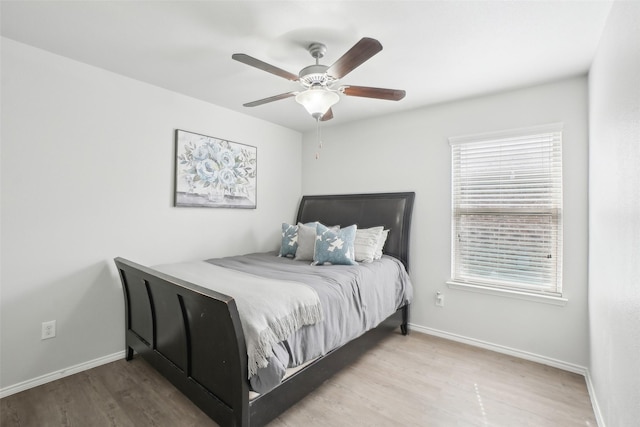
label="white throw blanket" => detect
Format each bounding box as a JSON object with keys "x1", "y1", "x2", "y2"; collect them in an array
[{"x1": 153, "y1": 261, "x2": 323, "y2": 378}]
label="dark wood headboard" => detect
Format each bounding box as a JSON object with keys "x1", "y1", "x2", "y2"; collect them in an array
[{"x1": 296, "y1": 192, "x2": 415, "y2": 269}]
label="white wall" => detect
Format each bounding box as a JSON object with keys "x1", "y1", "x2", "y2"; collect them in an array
[
  {"x1": 588, "y1": 1, "x2": 640, "y2": 425},
  {"x1": 0, "y1": 38, "x2": 302, "y2": 392},
  {"x1": 302, "y1": 76, "x2": 589, "y2": 369}
]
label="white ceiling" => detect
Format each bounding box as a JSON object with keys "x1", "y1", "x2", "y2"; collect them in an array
[{"x1": 1, "y1": 1, "x2": 612, "y2": 133}]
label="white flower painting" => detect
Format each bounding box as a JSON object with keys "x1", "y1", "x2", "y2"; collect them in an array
[{"x1": 175, "y1": 130, "x2": 257, "y2": 208}]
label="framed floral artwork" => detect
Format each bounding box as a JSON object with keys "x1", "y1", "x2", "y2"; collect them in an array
[{"x1": 174, "y1": 130, "x2": 257, "y2": 208}]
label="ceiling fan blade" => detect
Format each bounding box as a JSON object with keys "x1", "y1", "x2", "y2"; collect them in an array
[
  {"x1": 320, "y1": 108, "x2": 334, "y2": 121},
  {"x1": 243, "y1": 92, "x2": 297, "y2": 107},
  {"x1": 342, "y1": 85, "x2": 406, "y2": 101},
  {"x1": 326, "y1": 37, "x2": 383, "y2": 79},
  {"x1": 232, "y1": 53, "x2": 299, "y2": 81}
]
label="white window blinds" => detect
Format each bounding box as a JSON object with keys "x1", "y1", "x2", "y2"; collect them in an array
[{"x1": 449, "y1": 124, "x2": 563, "y2": 295}]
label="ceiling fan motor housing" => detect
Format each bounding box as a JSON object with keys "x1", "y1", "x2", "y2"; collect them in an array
[
  {"x1": 298, "y1": 42, "x2": 337, "y2": 88},
  {"x1": 299, "y1": 64, "x2": 334, "y2": 88}
]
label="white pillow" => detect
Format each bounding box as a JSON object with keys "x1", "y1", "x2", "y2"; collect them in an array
[
  {"x1": 374, "y1": 229, "x2": 390, "y2": 260},
  {"x1": 354, "y1": 226, "x2": 384, "y2": 263}
]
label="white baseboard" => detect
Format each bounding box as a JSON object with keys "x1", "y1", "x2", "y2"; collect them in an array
[
  {"x1": 409, "y1": 323, "x2": 587, "y2": 375},
  {"x1": 0, "y1": 350, "x2": 126, "y2": 399},
  {"x1": 584, "y1": 370, "x2": 606, "y2": 427}
]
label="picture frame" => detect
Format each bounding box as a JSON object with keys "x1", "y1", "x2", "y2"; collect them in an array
[{"x1": 174, "y1": 129, "x2": 257, "y2": 208}]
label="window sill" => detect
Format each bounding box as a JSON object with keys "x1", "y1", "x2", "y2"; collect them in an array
[{"x1": 446, "y1": 281, "x2": 568, "y2": 306}]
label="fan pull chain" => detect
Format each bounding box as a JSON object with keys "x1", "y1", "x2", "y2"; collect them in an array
[{"x1": 315, "y1": 117, "x2": 323, "y2": 160}]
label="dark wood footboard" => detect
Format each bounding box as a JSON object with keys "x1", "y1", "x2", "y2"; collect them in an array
[{"x1": 115, "y1": 257, "x2": 250, "y2": 426}]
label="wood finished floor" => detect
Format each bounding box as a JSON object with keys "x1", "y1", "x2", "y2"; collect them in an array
[{"x1": 1, "y1": 332, "x2": 597, "y2": 427}]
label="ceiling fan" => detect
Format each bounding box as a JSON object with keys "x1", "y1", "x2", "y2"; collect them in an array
[{"x1": 232, "y1": 37, "x2": 406, "y2": 121}]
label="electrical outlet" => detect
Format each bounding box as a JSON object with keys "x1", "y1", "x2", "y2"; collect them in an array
[
  {"x1": 435, "y1": 292, "x2": 445, "y2": 307},
  {"x1": 41, "y1": 320, "x2": 56, "y2": 340}
]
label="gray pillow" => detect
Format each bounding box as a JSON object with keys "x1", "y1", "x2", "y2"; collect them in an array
[
  {"x1": 294, "y1": 222, "x2": 318, "y2": 261},
  {"x1": 294, "y1": 222, "x2": 340, "y2": 261}
]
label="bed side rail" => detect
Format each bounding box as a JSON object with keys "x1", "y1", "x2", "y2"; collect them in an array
[{"x1": 114, "y1": 257, "x2": 249, "y2": 427}]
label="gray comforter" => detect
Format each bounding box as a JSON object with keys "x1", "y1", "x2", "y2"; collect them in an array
[{"x1": 206, "y1": 251, "x2": 413, "y2": 394}]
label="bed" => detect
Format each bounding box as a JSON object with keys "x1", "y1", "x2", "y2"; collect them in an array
[{"x1": 114, "y1": 191, "x2": 415, "y2": 427}]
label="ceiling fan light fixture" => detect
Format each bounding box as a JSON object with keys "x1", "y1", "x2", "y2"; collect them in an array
[
  {"x1": 233, "y1": 37, "x2": 404, "y2": 122},
  {"x1": 295, "y1": 87, "x2": 340, "y2": 119}
]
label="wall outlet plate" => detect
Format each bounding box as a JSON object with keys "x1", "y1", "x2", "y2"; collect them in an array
[{"x1": 42, "y1": 320, "x2": 56, "y2": 340}]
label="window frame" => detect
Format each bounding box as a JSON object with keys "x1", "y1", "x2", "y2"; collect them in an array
[{"x1": 448, "y1": 123, "x2": 566, "y2": 305}]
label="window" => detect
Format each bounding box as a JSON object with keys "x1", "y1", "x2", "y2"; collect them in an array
[{"x1": 449, "y1": 124, "x2": 563, "y2": 297}]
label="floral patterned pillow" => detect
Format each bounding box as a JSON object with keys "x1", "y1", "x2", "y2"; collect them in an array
[
  {"x1": 313, "y1": 224, "x2": 357, "y2": 266},
  {"x1": 278, "y1": 223, "x2": 299, "y2": 257}
]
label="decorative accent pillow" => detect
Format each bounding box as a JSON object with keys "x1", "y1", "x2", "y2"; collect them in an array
[
  {"x1": 313, "y1": 224, "x2": 357, "y2": 266},
  {"x1": 354, "y1": 226, "x2": 384, "y2": 263},
  {"x1": 294, "y1": 222, "x2": 339, "y2": 261},
  {"x1": 278, "y1": 223, "x2": 299, "y2": 258},
  {"x1": 374, "y1": 229, "x2": 390, "y2": 260},
  {"x1": 294, "y1": 222, "x2": 320, "y2": 261}
]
